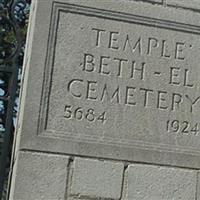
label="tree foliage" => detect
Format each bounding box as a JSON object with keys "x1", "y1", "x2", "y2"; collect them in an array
[
  {"x1": 0, "y1": 0, "x2": 30, "y2": 137},
  {"x1": 0, "y1": 0, "x2": 31, "y2": 198}
]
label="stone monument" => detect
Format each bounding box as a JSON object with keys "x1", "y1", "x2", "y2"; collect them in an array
[{"x1": 9, "y1": 0, "x2": 200, "y2": 199}]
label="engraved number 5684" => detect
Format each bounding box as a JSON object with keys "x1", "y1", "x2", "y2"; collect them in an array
[{"x1": 64, "y1": 105, "x2": 107, "y2": 124}]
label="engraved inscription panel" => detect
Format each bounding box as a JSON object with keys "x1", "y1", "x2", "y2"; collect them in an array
[{"x1": 43, "y1": 6, "x2": 200, "y2": 154}]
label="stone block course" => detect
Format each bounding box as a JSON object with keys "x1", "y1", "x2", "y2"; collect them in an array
[
  {"x1": 69, "y1": 158, "x2": 124, "y2": 199},
  {"x1": 10, "y1": 151, "x2": 69, "y2": 200},
  {"x1": 123, "y1": 164, "x2": 197, "y2": 200}
]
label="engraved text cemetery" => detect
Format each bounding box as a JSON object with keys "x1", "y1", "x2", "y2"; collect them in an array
[{"x1": 64, "y1": 27, "x2": 199, "y2": 136}]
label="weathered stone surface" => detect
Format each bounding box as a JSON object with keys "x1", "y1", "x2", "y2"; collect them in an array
[
  {"x1": 14, "y1": 0, "x2": 200, "y2": 169},
  {"x1": 167, "y1": 0, "x2": 200, "y2": 10},
  {"x1": 10, "y1": 151, "x2": 69, "y2": 200},
  {"x1": 70, "y1": 158, "x2": 124, "y2": 199},
  {"x1": 130, "y1": 0, "x2": 162, "y2": 4},
  {"x1": 123, "y1": 164, "x2": 197, "y2": 200},
  {"x1": 196, "y1": 171, "x2": 200, "y2": 200}
]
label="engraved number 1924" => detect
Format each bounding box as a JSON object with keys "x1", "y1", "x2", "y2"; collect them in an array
[{"x1": 166, "y1": 120, "x2": 199, "y2": 135}]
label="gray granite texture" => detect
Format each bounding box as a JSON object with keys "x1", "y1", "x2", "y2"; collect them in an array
[
  {"x1": 122, "y1": 164, "x2": 197, "y2": 200},
  {"x1": 9, "y1": 152, "x2": 69, "y2": 200},
  {"x1": 69, "y1": 158, "x2": 124, "y2": 199},
  {"x1": 166, "y1": 0, "x2": 200, "y2": 10}
]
